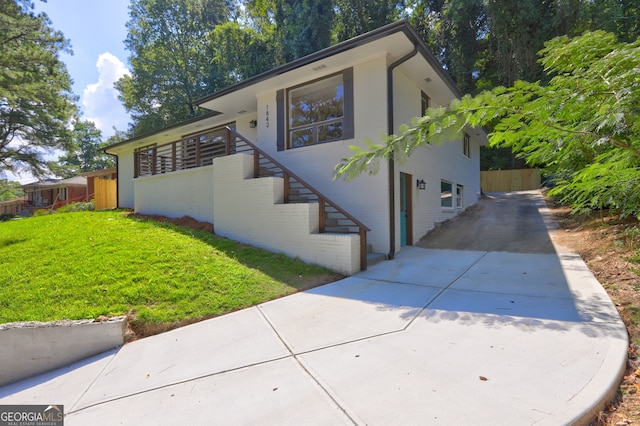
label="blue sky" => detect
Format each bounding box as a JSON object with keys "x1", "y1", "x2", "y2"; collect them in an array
[
  {"x1": 5, "y1": 0, "x2": 132, "y2": 183},
  {"x1": 36, "y1": 0, "x2": 132, "y2": 137}
]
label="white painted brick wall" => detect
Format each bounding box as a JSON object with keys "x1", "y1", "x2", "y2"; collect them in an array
[
  {"x1": 213, "y1": 154, "x2": 360, "y2": 275},
  {"x1": 134, "y1": 166, "x2": 215, "y2": 223},
  {"x1": 117, "y1": 149, "x2": 135, "y2": 208}
]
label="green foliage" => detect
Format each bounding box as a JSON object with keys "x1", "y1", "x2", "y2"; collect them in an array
[
  {"x1": 115, "y1": 0, "x2": 640, "y2": 145},
  {"x1": 32, "y1": 208, "x2": 49, "y2": 217},
  {"x1": 0, "y1": 179, "x2": 23, "y2": 201},
  {"x1": 276, "y1": 0, "x2": 335, "y2": 62},
  {"x1": 0, "y1": 213, "x2": 15, "y2": 222},
  {"x1": 30, "y1": 201, "x2": 95, "y2": 215},
  {"x1": 51, "y1": 119, "x2": 115, "y2": 178},
  {"x1": 116, "y1": 0, "x2": 233, "y2": 135},
  {"x1": 56, "y1": 201, "x2": 95, "y2": 213},
  {"x1": 622, "y1": 226, "x2": 640, "y2": 250},
  {"x1": 585, "y1": 0, "x2": 640, "y2": 42},
  {"x1": 409, "y1": 0, "x2": 640, "y2": 94},
  {"x1": 333, "y1": 0, "x2": 407, "y2": 41},
  {"x1": 335, "y1": 31, "x2": 640, "y2": 217},
  {"x1": 479, "y1": 146, "x2": 527, "y2": 171},
  {"x1": 207, "y1": 22, "x2": 279, "y2": 83},
  {"x1": 0, "y1": 211, "x2": 335, "y2": 324},
  {"x1": 411, "y1": 0, "x2": 487, "y2": 94},
  {"x1": 0, "y1": 0, "x2": 77, "y2": 177}
]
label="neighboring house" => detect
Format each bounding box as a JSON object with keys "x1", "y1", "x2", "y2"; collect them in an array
[
  {"x1": 0, "y1": 197, "x2": 26, "y2": 216},
  {"x1": 105, "y1": 21, "x2": 487, "y2": 275},
  {"x1": 21, "y1": 176, "x2": 88, "y2": 211}
]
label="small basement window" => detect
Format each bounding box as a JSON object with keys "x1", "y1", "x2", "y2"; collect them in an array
[
  {"x1": 441, "y1": 180, "x2": 453, "y2": 208},
  {"x1": 456, "y1": 184, "x2": 464, "y2": 208}
]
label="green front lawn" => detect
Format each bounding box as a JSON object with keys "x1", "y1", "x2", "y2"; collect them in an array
[{"x1": 0, "y1": 211, "x2": 339, "y2": 332}]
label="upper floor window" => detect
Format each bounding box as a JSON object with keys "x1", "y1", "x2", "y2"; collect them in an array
[
  {"x1": 282, "y1": 68, "x2": 354, "y2": 149},
  {"x1": 463, "y1": 133, "x2": 471, "y2": 158},
  {"x1": 421, "y1": 91, "x2": 430, "y2": 116}
]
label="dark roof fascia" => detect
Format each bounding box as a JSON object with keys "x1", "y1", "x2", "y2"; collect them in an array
[
  {"x1": 400, "y1": 24, "x2": 462, "y2": 99},
  {"x1": 20, "y1": 179, "x2": 59, "y2": 189},
  {"x1": 194, "y1": 20, "x2": 446, "y2": 106},
  {"x1": 21, "y1": 180, "x2": 86, "y2": 190},
  {"x1": 103, "y1": 110, "x2": 221, "y2": 153}
]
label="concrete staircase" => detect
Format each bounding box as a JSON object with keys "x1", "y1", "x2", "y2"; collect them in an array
[{"x1": 212, "y1": 153, "x2": 363, "y2": 275}]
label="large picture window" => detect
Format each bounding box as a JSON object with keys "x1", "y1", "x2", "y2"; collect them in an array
[{"x1": 283, "y1": 68, "x2": 353, "y2": 149}]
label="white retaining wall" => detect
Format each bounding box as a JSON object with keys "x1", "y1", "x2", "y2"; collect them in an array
[
  {"x1": 133, "y1": 166, "x2": 215, "y2": 223},
  {"x1": 0, "y1": 317, "x2": 127, "y2": 387},
  {"x1": 212, "y1": 154, "x2": 360, "y2": 275}
]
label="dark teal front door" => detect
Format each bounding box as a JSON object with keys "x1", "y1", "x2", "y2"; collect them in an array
[{"x1": 400, "y1": 173, "x2": 412, "y2": 246}]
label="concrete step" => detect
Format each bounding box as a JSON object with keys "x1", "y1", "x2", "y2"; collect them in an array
[
  {"x1": 257, "y1": 167, "x2": 278, "y2": 177},
  {"x1": 288, "y1": 195, "x2": 311, "y2": 203},
  {"x1": 366, "y1": 252, "x2": 386, "y2": 267},
  {"x1": 324, "y1": 225, "x2": 360, "y2": 233}
]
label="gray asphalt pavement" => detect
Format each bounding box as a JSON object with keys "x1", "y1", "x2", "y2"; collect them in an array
[{"x1": 418, "y1": 191, "x2": 556, "y2": 253}]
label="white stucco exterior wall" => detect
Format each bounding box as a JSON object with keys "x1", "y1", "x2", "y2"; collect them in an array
[
  {"x1": 254, "y1": 56, "x2": 391, "y2": 255},
  {"x1": 391, "y1": 65, "x2": 483, "y2": 248},
  {"x1": 116, "y1": 147, "x2": 135, "y2": 209}
]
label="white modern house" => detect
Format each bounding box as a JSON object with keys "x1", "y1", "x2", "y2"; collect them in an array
[{"x1": 105, "y1": 21, "x2": 487, "y2": 275}]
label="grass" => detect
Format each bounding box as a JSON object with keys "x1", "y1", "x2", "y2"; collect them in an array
[{"x1": 0, "y1": 210, "x2": 339, "y2": 333}]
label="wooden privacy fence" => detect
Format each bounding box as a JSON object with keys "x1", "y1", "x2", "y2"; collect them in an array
[
  {"x1": 94, "y1": 178, "x2": 117, "y2": 210},
  {"x1": 481, "y1": 169, "x2": 541, "y2": 192}
]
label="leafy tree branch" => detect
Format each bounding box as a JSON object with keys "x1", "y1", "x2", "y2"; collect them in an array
[{"x1": 335, "y1": 31, "x2": 640, "y2": 216}]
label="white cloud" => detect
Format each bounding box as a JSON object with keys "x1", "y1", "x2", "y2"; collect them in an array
[{"x1": 82, "y1": 52, "x2": 131, "y2": 138}]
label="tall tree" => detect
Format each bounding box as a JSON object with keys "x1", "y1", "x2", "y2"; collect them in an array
[
  {"x1": 0, "y1": 179, "x2": 23, "y2": 201},
  {"x1": 207, "y1": 21, "x2": 279, "y2": 84},
  {"x1": 116, "y1": 0, "x2": 233, "y2": 136},
  {"x1": 586, "y1": 0, "x2": 640, "y2": 42},
  {"x1": 0, "y1": 0, "x2": 77, "y2": 177},
  {"x1": 411, "y1": 0, "x2": 487, "y2": 94},
  {"x1": 275, "y1": 0, "x2": 335, "y2": 62},
  {"x1": 333, "y1": 0, "x2": 407, "y2": 41},
  {"x1": 51, "y1": 119, "x2": 114, "y2": 178},
  {"x1": 481, "y1": 0, "x2": 560, "y2": 87}
]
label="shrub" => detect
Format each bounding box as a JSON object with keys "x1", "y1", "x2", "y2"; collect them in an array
[
  {"x1": 0, "y1": 213, "x2": 15, "y2": 222},
  {"x1": 57, "y1": 201, "x2": 94, "y2": 213}
]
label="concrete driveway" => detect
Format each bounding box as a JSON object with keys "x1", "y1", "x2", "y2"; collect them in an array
[{"x1": 0, "y1": 191, "x2": 628, "y2": 425}]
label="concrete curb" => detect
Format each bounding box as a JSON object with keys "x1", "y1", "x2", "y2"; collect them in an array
[{"x1": 0, "y1": 317, "x2": 127, "y2": 387}]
